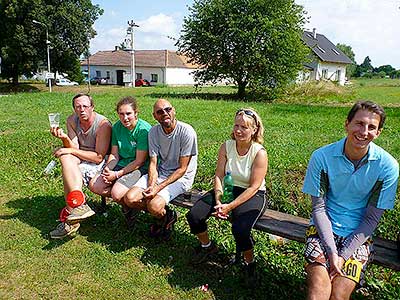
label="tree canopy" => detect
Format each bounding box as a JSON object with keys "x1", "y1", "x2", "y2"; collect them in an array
[
  {"x1": 336, "y1": 43, "x2": 356, "y2": 78},
  {"x1": 0, "y1": 0, "x2": 103, "y2": 84},
  {"x1": 176, "y1": 0, "x2": 309, "y2": 99}
]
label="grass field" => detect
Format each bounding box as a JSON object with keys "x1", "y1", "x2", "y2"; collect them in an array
[{"x1": 0, "y1": 79, "x2": 399, "y2": 299}]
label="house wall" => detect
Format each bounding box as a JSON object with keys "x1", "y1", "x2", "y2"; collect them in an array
[
  {"x1": 165, "y1": 68, "x2": 197, "y2": 85},
  {"x1": 81, "y1": 65, "x2": 128, "y2": 84},
  {"x1": 314, "y1": 62, "x2": 347, "y2": 85},
  {"x1": 81, "y1": 65, "x2": 197, "y2": 86}
]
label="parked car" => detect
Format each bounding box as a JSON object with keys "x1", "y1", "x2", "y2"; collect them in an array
[
  {"x1": 90, "y1": 77, "x2": 107, "y2": 85},
  {"x1": 55, "y1": 78, "x2": 79, "y2": 86},
  {"x1": 135, "y1": 79, "x2": 151, "y2": 87}
]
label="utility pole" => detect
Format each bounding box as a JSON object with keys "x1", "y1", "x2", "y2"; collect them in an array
[
  {"x1": 33, "y1": 20, "x2": 52, "y2": 92},
  {"x1": 127, "y1": 20, "x2": 139, "y2": 87}
]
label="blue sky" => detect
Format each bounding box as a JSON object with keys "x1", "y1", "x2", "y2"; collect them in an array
[{"x1": 91, "y1": 0, "x2": 400, "y2": 69}]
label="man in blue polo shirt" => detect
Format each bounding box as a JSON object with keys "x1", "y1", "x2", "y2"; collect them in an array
[{"x1": 302, "y1": 100, "x2": 398, "y2": 300}]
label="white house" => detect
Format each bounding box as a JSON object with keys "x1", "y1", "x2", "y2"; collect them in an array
[
  {"x1": 80, "y1": 49, "x2": 198, "y2": 86},
  {"x1": 301, "y1": 29, "x2": 353, "y2": 85}
]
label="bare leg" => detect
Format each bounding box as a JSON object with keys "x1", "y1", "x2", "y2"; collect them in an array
[
  {"x1": 89, "y1": 173, "x2": 112, "y2": 198},
  {"x1": 124, "y1": 186, "x2": 147, "y2": 211},
  {"x1": 110, "y1": 182, "x2": 130, "y2": 203},
  {"x1": 147, "y1": 195, "x2": 167, "y2": 219},
  {"x1": 330, "y1": 275, "x2": 356, "y2": 300},
  {"x1": 243, "y1": 249, "x2": 254, "y2": 264},
  {"x1": 196, "y1": 231, "x2": 210, "y2": 245},
  {"x1": 306, "y1": 263, "x2": 332, "y2": 300},
  {"x1": 59, "y1": 154, "x2": 83, "y2": 210}
]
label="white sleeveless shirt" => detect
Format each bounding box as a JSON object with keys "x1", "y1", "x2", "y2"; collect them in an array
[{"x1": 225, "y1": 140, "x2": 266, "y2": 191}]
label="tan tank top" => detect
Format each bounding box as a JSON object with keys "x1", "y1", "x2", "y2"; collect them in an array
[{"x1": 225, "y1": 139, "x2": 266, "y2": 190}]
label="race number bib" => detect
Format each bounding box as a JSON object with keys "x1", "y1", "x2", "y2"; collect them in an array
[{"x1": 343, "y1": 258, "x2": 363, "y2": 283}]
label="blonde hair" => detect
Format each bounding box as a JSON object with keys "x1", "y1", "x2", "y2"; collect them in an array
[{"x1": 231, "y1": 108, "x2": 264, "y2": 144}]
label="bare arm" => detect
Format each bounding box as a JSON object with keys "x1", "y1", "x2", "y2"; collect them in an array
[
  {"x1": 213, "y1": 142, "x2": 227, "y2": 204},
  {"x1": 216, "y1": 148, "x2": 268, "y2": 215},
  {"x1": 154, "y1": 155, "x2": 192, "y2": 192},
  {"x1": 115, "y1": 150, "x2": 148, "y2": 178},
  {"x1": 55, "y1": 119, "x2": 112, "y2": 164},
  {"x1": 50, "y1": 114, "x2": 78, "y2": 148}
]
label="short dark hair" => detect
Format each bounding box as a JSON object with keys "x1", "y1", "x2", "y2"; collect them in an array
[
  {"x1": 347, "y1": 100, "x2": 386, "y2": 129},
  {"x1": 116, "y1": 96, "x2": 138, "y2": 112},
  {"x1": 72, "y1": 93, "x2": 93, "y2": 108}
]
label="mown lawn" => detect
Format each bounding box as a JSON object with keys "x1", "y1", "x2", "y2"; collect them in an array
[{"x1": 0, "y1": 80, "x2": 399, "y2": 299}]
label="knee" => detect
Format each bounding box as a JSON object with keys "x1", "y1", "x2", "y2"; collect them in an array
[
  {"x1": 147, "y1": 201, "x2": 164, "y2": 218},
  {"x1": 124, "y1": 188, "x2": 141, "y2": 206}
]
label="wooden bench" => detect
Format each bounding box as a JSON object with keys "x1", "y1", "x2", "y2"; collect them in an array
[{"x1": 171, "y1": 191, "x2": 400, "y2": 271}]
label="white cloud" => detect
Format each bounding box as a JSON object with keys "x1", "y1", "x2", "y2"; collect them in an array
[{"x1": 90, "y1": 13, "x2": 180, "y2": 53}]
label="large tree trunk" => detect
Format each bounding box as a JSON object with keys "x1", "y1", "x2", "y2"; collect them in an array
[{"x1": 237, "y1": 81, "x2": 246, "y2": 99}]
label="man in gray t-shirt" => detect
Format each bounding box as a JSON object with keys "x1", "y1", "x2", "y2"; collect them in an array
[{"x1": 124, "y1": 99, "x2": 198, "y2": 240}]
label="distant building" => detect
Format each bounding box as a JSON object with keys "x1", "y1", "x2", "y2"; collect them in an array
[
  {"x1": 300, "y1": 29, "x2": 353, "y2": 85},
  {"x1": 80, "y1": 49, "x2": 198, "y2": 86}
]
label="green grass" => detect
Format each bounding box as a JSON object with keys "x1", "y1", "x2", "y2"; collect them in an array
[{"x1": 0, "y1": 80, "x2": 399, "y2": 299}]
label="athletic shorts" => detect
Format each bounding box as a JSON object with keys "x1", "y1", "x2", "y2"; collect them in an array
[
  {"x1": 134, "y1": 174, "x2": 186, "y2": 204},
  {"x1": 114, "y1": 166, "x2": 146, "y2": 189},
  {"x1": 79, "y1": 160, "x2": 106, "y2": 186},
  {"x1": 304, "y1": 225, "x2": 374, "y2": 286}
]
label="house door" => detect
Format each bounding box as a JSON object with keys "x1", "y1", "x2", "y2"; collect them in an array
[{"x1": 116, "y1": 70, "x2": 124, "y2": 86}]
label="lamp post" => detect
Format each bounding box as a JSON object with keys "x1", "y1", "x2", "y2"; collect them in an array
[
  {"x1": 127, "y1": 20, "x2": 139, "y2": 87},
  {"x1": 33, "y1": 20, "x2": 52, "y2": 92}
]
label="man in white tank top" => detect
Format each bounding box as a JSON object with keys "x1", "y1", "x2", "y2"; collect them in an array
[{"x1": 49, "y1": 93, "x2": 112, "y2": 239}]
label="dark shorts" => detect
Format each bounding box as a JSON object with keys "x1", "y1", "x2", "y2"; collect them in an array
[{"x1": 304, "y1": 225, "x2": 374, "y2": 286}]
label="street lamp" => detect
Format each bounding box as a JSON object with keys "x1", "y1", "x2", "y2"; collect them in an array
[
  {"x1": 127, "y1": 20, "x2": 139, "y2": 87},
  {"x1": 33, "y1": 20, "x2": 52, "y2": 92}
]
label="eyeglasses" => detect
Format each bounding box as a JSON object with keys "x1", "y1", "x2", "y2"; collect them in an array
[
  {"x1": 236, "y1": 109, "x2": 258, "y2": 124},
  {"x1": 74, "y1": 105, "x2": 92, "y2": 110},
  {"x1": 155, "y1": 106, "x2": 173, "y2": 115}
]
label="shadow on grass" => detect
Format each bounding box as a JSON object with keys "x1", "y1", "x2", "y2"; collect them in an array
[
  {"x1": 3, "y1": 196, "x2": 305, "y2": 299},
  {"x1": 0, "y1": 83, "x2": 41, "y2": 94},
  {"x1": 148, "y1": 91, "x2": 240, "y2": 102}
]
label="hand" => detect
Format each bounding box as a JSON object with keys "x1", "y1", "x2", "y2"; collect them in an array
[
  {"x1": 50, "y1": 127, "x2": 67, "y2": 139},
  {"x1": 101, "y1": 166, "x2": 115, "y2": 184},
  {"x1": 53, "y1": 147, "x2": 73, "y2": 158},
  {"x1": 213, "y1": 203, "x2": 230, "y2": 219},
  {"x1": 329, "y1": 253, "x2": 345, "y2": 280},
  {"x1": 142, "y1": 185, "x2": 158, "y2": 200}
]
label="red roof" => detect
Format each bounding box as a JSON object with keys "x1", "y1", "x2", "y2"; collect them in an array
[{"x1": 81, "y1": 50, "x2": 198, "y2": 69}]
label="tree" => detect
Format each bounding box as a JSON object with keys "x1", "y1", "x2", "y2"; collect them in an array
[
  {"x1": 0, "y1": 0, "x2": 103, "y2": 84},
  {"x1": 176, "y1": 0, "x2": 309, "y2": 99},
  {"x1": 374, "y1": 65, "x2": 395, "y2": 76},
  {"x1": 336, "y1": 43, "x2": 356, "y2": 78}
]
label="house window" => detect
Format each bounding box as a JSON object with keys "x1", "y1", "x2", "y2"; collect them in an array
[
  {"x1": 136, "y1": 73, "x2": 142, "y2": 80},
  {"x1": 96, "y1": 70, "x2": 101, "y2": 77},
  {"x1": 151, "y1": 74, "x2": 158, "y2": 82},
  {"x1": 322, "y1": 69, "x2": 328, "y2": 79},
  {"x1": 332, "y1": 48, "x2": 340, "y2": 55},
  {"x1": 336, "y1": 70, "x2": 341, "y2": 81},
  {"x1": 106, "y1": 71, "x2": 110, "y2": 79},
  {"x1": 316, "y1": 45, "x2": 325, "y2": 53}
]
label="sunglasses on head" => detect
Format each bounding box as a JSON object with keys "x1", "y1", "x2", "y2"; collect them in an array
[
  {"x1": 156, "y1": 106, "x2": 173, "y2": 115},
  {"x1": 236, "y1": 109, "x2": 257, "y2": 124}
]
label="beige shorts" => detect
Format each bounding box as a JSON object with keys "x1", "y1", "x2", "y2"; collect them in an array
[
  {"x1": 79, "y1": 160, "x2": 105, "y2": 186},
  {"x1": 134, "y1": 174, "x2": 186, "y2": 204}
]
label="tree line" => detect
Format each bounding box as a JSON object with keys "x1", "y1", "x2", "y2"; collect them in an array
[
  {"x1": 0, "y1": 0, "x2": 103, "y2": 84},
  {"x1": 336, "y1": 44, "x2": 400, "y2": 79}
]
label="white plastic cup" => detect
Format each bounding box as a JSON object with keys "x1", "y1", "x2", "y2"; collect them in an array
[
  {"x1": 44, "y1": 160, "x2": 57, "y2": 174},
  {"x1": 48, "y1": 113, "x2": 60, "y2": 128}
]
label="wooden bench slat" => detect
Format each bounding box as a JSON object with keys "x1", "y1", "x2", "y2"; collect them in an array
[{"x1": 171, "y1": 193, "x2": 400, "y2": 271}]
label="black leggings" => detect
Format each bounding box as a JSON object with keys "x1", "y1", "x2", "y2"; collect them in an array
[{"x1": 186, "y1": 186, "x2": 267, "y2": 252}]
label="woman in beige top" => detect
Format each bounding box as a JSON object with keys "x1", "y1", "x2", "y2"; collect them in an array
[{"x1": 186, "y1": 108, "x2": 268, "y2": 286}]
